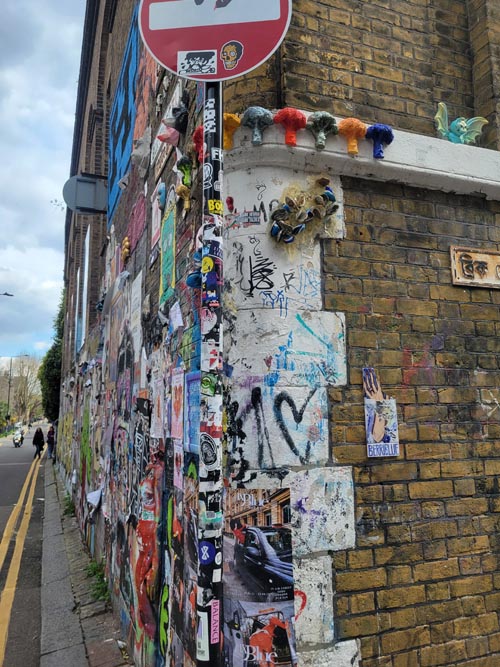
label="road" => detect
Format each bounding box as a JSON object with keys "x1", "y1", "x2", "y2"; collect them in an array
[{"x1": 0, "y1": 424, "x2": 46, "y2": 666}]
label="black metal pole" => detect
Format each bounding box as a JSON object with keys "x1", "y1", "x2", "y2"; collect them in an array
[{"x1": 197, "y1": 80, "x2": 224, "y2": 667}]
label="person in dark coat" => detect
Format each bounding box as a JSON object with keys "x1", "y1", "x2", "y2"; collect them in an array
[
  {"x1": 46, "y1": 425, "x2": 56, "y2": 460},
  {"x1": 33, "y1": 427, "x2": 45, "y2": 460}
]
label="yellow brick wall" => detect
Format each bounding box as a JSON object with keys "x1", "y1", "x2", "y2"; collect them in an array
[
  {"x1": 326, "y1": 178, "x2": 500, "y2": 666},
  {"x1": 225, "y1": 0, "x2": 500, "y2": 147}
]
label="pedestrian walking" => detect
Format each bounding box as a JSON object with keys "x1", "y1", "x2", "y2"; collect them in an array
[
  {"x1": 33, "y1": 427, "x2": 45, "y2": 460},
  {"x1": 46, "y1": 425, "x2": 56, "y2": 460}
]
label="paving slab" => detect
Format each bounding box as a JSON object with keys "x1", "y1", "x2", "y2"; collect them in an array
[{"x1": 42, "y1": 462, "x2": 132, "y2": 666}]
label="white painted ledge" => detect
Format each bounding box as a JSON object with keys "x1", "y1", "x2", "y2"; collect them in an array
[{"x1": 226, "y1": 116, "x2": 500, "y2": 201}]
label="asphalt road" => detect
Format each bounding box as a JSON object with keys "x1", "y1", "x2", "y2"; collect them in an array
[{"x1": 0, "y1": 424, "x2": 46, "y2": 666}]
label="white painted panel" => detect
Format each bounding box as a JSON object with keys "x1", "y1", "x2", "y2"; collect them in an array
[
  {"x1": 227, "y1": 380, "x2": 329, "y2": 469},
  {"x1": 227, "y1": 309, "x2": 346, "y2": 387},
  {"x1": 224, "y1": 229, "x2": 323, "y2": 316},
  {"x1": 294, "y1": 557, "x2": 334, "y2": 646},
  {"x1": 290, "y1": 467, "x2": 356, "y2": 555},
  {"x1": 224, "y1": 166, "x2": 344, "y2": 241},
  {"x1": 298, "y1": 641, "x2": 360, "y2": 667}
]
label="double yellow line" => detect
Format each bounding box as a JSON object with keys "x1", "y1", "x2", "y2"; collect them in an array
[{"x1": 0, "y1": 454, "x2": 44, "y2": 663}]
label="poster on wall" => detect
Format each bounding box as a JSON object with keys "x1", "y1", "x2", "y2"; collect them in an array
[
  {"x1": 171, "y1": 367, "x2": 185, "y2": 440},
  {"x1": 151, "y1": 180, "x2": 164, "y2": 249},
  {"x1": 160, "y1": 204, "x2": 176, "y2": 306},
  {"x1": 173, "y1": 439, "x2": 184, "y2": 490},
  {"x1": 223, "y1": 489, "x2": 297, "y2": 667},
  {"x1": 363, "y1": 367, "x2": 400, "y2": 458},
  {"x1": 184, "y1": 371, "x2": 201, "y2": 453},
  {"x1": 151, "y1": 376, "x2": 165, "y2": 438},
  {"x1": 130, "y1": 270, "x2": 143, "y2": 356}
]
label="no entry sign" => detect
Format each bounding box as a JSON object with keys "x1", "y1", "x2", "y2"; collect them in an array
[{"x1": 139, "y1": 0, "x2": 292, "y2": 81}]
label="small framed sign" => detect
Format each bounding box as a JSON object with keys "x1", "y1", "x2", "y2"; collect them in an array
[{"x1": 450, "y1": 246, "x2": 500, "y2": 289}]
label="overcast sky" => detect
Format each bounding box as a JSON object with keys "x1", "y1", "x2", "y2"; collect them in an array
[{"x1": 0, "y1": 0, "x2": 85, "y2": 360}]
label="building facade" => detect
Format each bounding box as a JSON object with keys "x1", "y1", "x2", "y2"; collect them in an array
[{"x1": 60, "y1": 1, "x2": 500, "y2": 666}]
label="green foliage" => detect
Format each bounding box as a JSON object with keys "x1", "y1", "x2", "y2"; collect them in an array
[
  {"x1": 38, "y1": 289, "x2": 64, "y2": 422},
  {"x1": 0, "y1": 401, "x2": 9, "y2": 428},
  {"x1": 85, "y1": 560, "x2": 102, "y2": 577},
  {"x1": 63, "y1": 493, "x2": 75, "y2": 516},
  {"x1": 86, "y1": 560, "x2": 110, "y2": 603}
]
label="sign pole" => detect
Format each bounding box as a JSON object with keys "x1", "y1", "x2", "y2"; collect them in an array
[{"x1": 197, "y1": 80, "x2": 224, "y2": 667}]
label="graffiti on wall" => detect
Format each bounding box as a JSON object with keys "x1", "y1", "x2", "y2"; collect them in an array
[
  {"x1": 108, "y1": 5, "x2": 139, "y2": 223},
  {"x1": 62, "y1": 10, "x2": 361, "y2": 663},
  {"x1": 160, "y1": 205, "x2": 177, "y2": 306},
  {"x1": 226, "y1": 231, "x2": 322, "y2": 318},
  {"x1": 225, "y1": 310, "x2": 346, "y2": 473}
]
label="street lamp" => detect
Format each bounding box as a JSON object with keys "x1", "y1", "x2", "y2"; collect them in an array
[{"x1": 6, "y1": 355, "x2": 29, "y2": 423}]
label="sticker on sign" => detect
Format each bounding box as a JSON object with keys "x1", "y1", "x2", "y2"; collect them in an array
[
  {"x1": 139, "y1": 0, "x2": 292, "y2": 81},
  {"x1": 149, "y1": 0, "x2": 281, "y2": 30}
]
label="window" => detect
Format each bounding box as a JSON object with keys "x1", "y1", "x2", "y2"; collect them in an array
[
  {"x1": 264, "y1": 511, "x2": 272, "y2": 526},
  {"x1": 281, "y1": 503, "x2": 291, "y2": 525}
]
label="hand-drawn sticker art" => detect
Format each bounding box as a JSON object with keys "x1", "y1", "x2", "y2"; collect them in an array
[
  {"x1": 220, "y1": 41, "x2": 244, "y2": 70},
  {"x1": 363, "y1": 367, "x2": 400, "y2": 458},
  {"x1": 178, "y1": 50, "x2": 217, "y2": 76}
]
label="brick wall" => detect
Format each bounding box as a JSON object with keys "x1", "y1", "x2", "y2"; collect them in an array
[
  {"x1": 325, "y1": 178, "x2": 500, "y2": 666},
  {"x1": 225, "y1": 0, "x2": 500, "y2": 147},
  {"x1": 62, "y1": 2, "x2": 500, "y2": 665},
  {"x1": 468, "y1": 0, "x2": 500, "y2": 148}
]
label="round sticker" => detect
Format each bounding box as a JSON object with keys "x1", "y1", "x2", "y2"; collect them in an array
[{"x1": 199, "y1": 540, "x2": 217, "y2": 565}]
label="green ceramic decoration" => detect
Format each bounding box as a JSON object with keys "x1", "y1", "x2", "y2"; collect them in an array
[{"x1": 434, "y1": 102, "x2": 488, "y2": 145}]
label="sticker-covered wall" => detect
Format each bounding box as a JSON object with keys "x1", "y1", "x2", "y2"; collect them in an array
[
  {"x1": 61, "y1": 2, "x2": 500, "y2": 667},
  {"x1": 222, "y1": 158, "x2": 356, "y2": 666}
]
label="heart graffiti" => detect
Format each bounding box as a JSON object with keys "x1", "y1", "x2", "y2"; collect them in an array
[{"x1": 273, "y1": 387, "x2": 318, "y2": 465}]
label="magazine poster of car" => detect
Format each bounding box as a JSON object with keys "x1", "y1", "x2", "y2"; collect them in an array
[
  {"x1": 223, "y1": 489, "x2": 298, "y2": 667},
  {"x1": 363, "y1": 367, "x2": 400, "y2": 458}
]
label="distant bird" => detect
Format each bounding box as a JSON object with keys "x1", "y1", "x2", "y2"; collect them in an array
[{"x1": 1, "y1": 292, "x2": 14, "y2": 297}]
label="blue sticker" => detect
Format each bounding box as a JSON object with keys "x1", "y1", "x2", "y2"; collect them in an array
[{"x1": 199, "y1": 541, "x2": 216, "y2": 565}]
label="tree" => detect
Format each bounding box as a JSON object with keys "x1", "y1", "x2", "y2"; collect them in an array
[
  {"x1": 39, "y1": 290, "x2": 64, "y2": 423},
  {"x1": 0, "y1": 401, "x2": 9, "y2": 430},
  {"x1": 13, "y1": 356, "x2": 42, "y2": 422}
]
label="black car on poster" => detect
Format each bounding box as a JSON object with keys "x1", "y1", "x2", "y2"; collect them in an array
[{"x1": 234, "y1": 526, "x2": 293, "y2": 600}]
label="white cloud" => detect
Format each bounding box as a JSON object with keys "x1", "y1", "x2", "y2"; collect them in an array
[{"x1": 0, "y1": 0, "x2": 84, "y2": 356}]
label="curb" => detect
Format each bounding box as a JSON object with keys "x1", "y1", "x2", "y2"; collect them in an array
[{"x1": 42, "y1": 460, "x2": 131, "y2": 666}]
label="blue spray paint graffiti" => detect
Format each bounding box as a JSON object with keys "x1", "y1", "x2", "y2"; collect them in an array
[{"x1": 108, "y1": 6, "x2": 139, "y2": 224}]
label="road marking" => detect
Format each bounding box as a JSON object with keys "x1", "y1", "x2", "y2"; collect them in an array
[
  {"x1": 0, "y1": 454, "x2": 42, "y2": 664},
  {"x1": 0, "y1": 457, "x2": 37, "y2": 574}
]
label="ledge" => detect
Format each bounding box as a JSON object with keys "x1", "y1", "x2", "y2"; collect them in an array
[{"x1": 226, "y1": 119, "x2": 500, "y2": 201}]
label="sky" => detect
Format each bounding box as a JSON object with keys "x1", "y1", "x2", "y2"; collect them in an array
[{"x1": 0, "y1": 0, "x2": 85, "y2": 359}]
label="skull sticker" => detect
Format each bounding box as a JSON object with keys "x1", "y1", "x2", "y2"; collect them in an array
[{"x1": 220, "y1": 41, "x2": 244, "y2": 71}]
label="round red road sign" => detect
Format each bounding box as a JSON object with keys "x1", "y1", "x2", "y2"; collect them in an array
[{"x1": 139, "y1": 0, "x2": 292, "y2": 82}]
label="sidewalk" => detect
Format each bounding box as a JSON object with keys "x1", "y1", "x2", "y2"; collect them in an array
[{"x1": 41, "y1": 460, "x2": 132, "y2": 666}]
